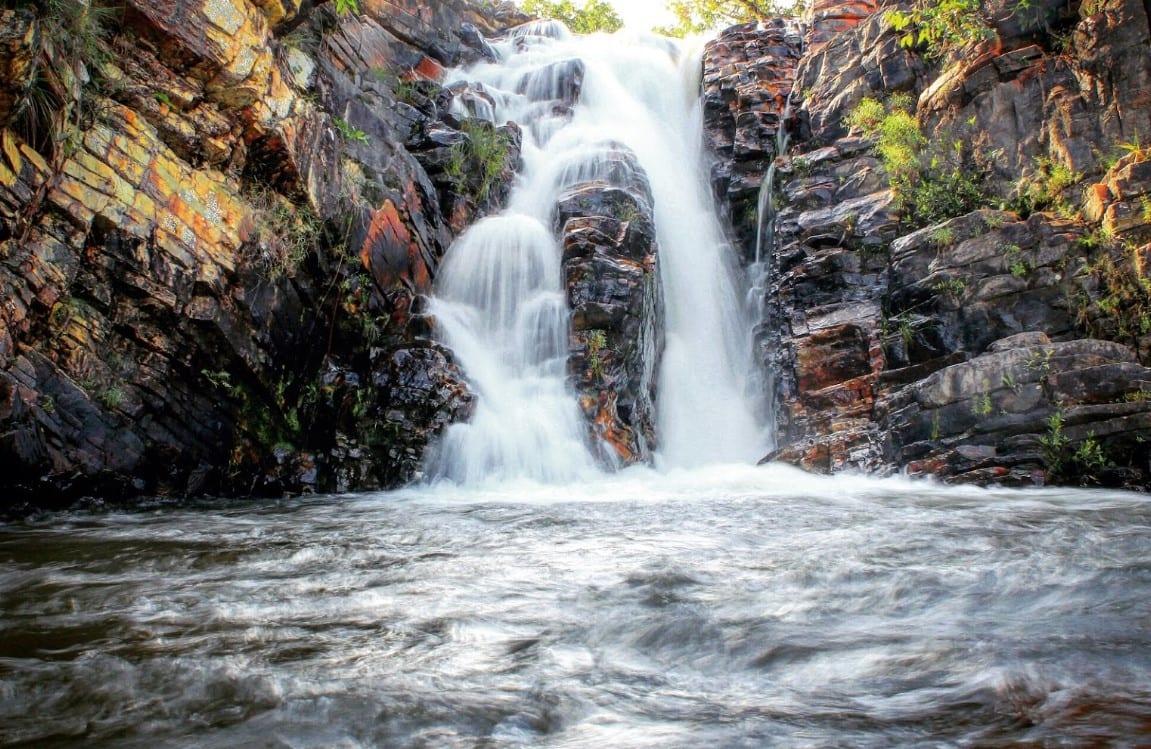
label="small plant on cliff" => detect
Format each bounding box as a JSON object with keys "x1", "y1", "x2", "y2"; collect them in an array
[
  {"x1": 245, "y1": 187, "x2": 323, "y2": 280},
  {"x1": 971, "y1": 391, "x2": 994, "y2": 418},
  {"x1": 98, "y1": 385, "x2": 125, "y2": 410},
  {"x1": 1008, "y1": 156, "x2": 1082, "y2": 217},
  {"x1": 333, "y1": 117, "x2": 369, "y2": 144},
  {"x1": 930, "y1": 226, "x2": 955, "y2": 246},
  {"x1": 333, "y1": 0, "x2": 360, "y2": 16},
  {"x1": 932, "y1": 277, "x2": 967, "y2": 298},
  {"x1": 447, "y1": 122, "x2": 511, "y2": 202},
  {"x1": 1039, "y1": 410, "x2": 1069, "y2": 472},
  {"x1": 1041, "y1": 411, "x2": 1113, "y2": 481},
  {"x1": 585, "y1": 329, "x2": 608, "y2": 379},
  {"x1": 1076, "y1": 236, "x2": 1151, "y2": 347},
  {"x1": 1074, "y1": 435, "x2": 1112, "y2": 474}
]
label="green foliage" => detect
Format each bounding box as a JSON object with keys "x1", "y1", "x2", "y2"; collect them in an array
[
  {"x1": 971, "y1": 391, "x2": 994, "y2": 418},
  {"x1": 932, "y1": 277, "x2": 967, "y2": 297},
  {"x1": 446, "y1": 122, "x2": 511, "y2": 202},
  {"x1": 655, "y1": 0, "x2": 801, "y2": 37},
  {"x1": 202, "y1": 369, "x2": 240, "y2": 397},
  {"x1": 930, "y1": 226, "x2": 955, "y2": 246},
  {"x1": 39, "y1": 0, "x2": 117, "y2": 73},
  {"x1": 371, "y1": 68, "x2": 422, "y2": 105},
  {"x1": 1074, "y1": 436, "x2": 1111, "y2": 474},
  {"x1": 1039, "y1": 410, "x2": 1069, "y2": 471},
  {"x1": 98, "y1": 384, "x2": 125, "y2": 410},
  {"x1": 846, "y1": 96, "x2": 990, "y2": 229},
  {"x1": 333, "y1": 117, "x2": 369, "y2": 143},
  {"x1": 844, "y1": 97, "x2": 886, "y2": 134},
  {"x1": 1041, "y1": 411, "x2": 1113, "y2": 481},
  {"x1": 1077, "y1": 236, "x2": 1151, "y2": 347},
  {"x1": 1026, "y1": 348, "x2": 1053, "y2": 375},
  {"x1": 333, "y1": 0, "x2": 360, "y2": 15},
  {"x1": 245, "y1": 187, "x2": 323, "y2": 280},
  {"x1": 1008, "y1": 156, "x2": 1082, "y2": 217},
  {"x1": 522, "y1": 0, "x2": 623, "y2": 33},
  {"x1": 885, "y1": 0, "x2": 994, "y2": 58},
  {"x1": 585, "y1": 329, "x2": 608, "y2": 379},
  {"x1": 13, "y1": 0, "x2": 118, "y2": 158},
  {"x1": 1004, "y1": 243, "x2": 1030, "y2": 278}
]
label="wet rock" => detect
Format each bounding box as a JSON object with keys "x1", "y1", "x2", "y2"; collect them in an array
[
  {"x1": 711, "y1": 2, "x2": 1151, "y2": 488},
  {"x1": 0, "y1": 8, "x2": 36, "y2": 127},
  {"x1": 881, "y1": 337, "x2": 1151, "y2": 487},
  {"x1": 554, "y1": 146, "x2": 664, "y2": 467},
  {"x1": 794, "y1": 11, "x2": 926, "y2": 144},
  {"x1": 805, "y1": 0, "x2": 879, "y2": 51},
  {"x1": 703, "y1": 20, "x2": 804, "y2": 251},
  {"x1": 0, "y1": 0, "x2": 515, "y2": 509}
]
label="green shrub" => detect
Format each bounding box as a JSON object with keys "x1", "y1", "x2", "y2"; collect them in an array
[
  {"x1": 886, "y1": 0, "x2": 994, "y2": 58},
  {"x1": 446, "y1": 122, "x2": 511, "y2": 202},
  {"x1": 845, "y1": 97, "x2": 990, "y2": 229},
  {"x1": 333, "y1": 117, "x2": 369, "y2": 143}
]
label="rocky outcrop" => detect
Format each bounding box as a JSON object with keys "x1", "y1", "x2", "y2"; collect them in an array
[
  {"x1": 0, "y1": 0, "x2": 523, "y2": 510},
  {"x1": 710, "y1": 0, "x2": 1151, "y2": 487},
  {"x1": 882, "y1": 334, "x2": 1151, "y2": 485},
  {"x1": 555, "y1": 145, "x2": 663, "y2": 466},
  {"x1": 702, "y1": 20, "x2": 803, "y2": 257},
  {"x1": 805, "y1": 0, "x2": 878, "y2": 50}
]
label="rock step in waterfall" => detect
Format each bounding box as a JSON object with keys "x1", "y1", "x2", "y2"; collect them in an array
[{"x1": 429, "y1": 21, "x2": 769, "y2": 483}]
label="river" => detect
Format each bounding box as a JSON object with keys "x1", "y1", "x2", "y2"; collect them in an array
[{"x1": 2, "y1": 464, "x2": 1149, "y2": 747}]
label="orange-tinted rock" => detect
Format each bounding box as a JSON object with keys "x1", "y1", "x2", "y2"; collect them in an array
[{"x1": 804, "y1": 0, "x2": 878, "y2": 51}]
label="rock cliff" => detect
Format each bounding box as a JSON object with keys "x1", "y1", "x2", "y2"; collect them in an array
[
  {"x1": 0, "y1": 0, "x2": 528, "y2": 509},
  {"x1": 706, "y1": 0, "x2": 1151, "y2": 487}
]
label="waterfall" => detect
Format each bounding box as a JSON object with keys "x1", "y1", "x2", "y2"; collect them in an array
[
  {"x1": 747, "y1": 98, "x2": 793, "y2": 452},
  {"x1": 428, "y1": 23, "x2": 768, "y2": 483}
]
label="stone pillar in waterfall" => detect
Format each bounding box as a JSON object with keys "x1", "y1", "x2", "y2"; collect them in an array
[{"x1": 554, "y1": 146, "x2": 664, "y2": 467}]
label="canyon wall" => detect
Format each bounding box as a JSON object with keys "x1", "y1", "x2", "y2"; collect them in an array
[
  {"x1": 706, "y1": 0, "x2": 1151, "y2": 487},
  {"x1": 0, "y1": 0, "x2": 529, "y2": 509}
]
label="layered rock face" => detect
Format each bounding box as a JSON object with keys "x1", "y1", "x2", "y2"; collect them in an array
[
  {"x1": 703, "y1": 19, "x2": 803, "y2": 259},
  {"x1": 708, "y1": 0, "x2": 1151, "y2": 487},
  {"x1": 0, "y1": 0, "x2": 528, "y2": 508},
  {"x1": 556, "y1": 146, "x2": 664, "y2": 466}
]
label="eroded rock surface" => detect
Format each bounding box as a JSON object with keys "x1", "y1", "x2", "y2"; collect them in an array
[
  {"x1": 555, "y1": 146, "x2": 664, "y2": 466},
  {"x1": 0, "y1": 0, "x2": 524, "y2": 509},
  {"x1": 710, "y1": 0, "x2": 1151, "y2": 487}
]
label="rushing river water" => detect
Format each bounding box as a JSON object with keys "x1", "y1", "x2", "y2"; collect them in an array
[{"x1": 2, "y1": 465, "x2": 1149, "y2": 747}]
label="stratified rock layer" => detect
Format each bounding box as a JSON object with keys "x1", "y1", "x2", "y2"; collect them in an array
[
  {"x1": 555, "y1": 146, "x2": 664, "y2": 466},
  {"x1": 0, "y1": 0, "x2": 526, "y2": 509},
  {"x1": 707, "y1": 0, "x2": 1151, "y2": 487}
]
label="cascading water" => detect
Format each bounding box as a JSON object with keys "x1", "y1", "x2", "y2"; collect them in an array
[
  {"x1": 429, "y1": 22, "x2": 769, "y2": 482},
  {"x1": 746, "y1": 97, "x2": 794, "y2": 450}
]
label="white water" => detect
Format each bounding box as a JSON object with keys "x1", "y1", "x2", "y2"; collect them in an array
[{"x1": 429, "y1": 23, "x2": 767, "y2": 483}]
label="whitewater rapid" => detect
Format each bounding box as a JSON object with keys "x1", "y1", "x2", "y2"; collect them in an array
[{"x1": 428, "y1": 21, "x2": 767, "y2": 483}]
